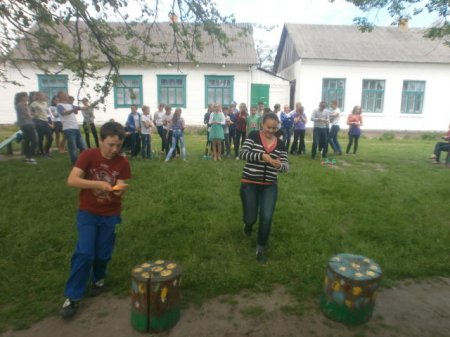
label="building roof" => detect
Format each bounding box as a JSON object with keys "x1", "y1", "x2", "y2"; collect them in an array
[
  {"x1": 274, "y1": 23, "x2": 450, "y2": 72},
  {"x1": 11, "y1": 22, "x2": 258, "y2": 66}
]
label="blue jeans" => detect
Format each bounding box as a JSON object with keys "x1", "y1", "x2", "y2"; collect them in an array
[
  {"x1": 328, "y1": 125, "x2": 342, "y2": 154},
  {"x1": 64, "y1": 210, "x2": 121, "y2": 300},
  {"x1": 64, "y1": 129, "x2": 86, "y2": 164},
  {"x1": 281, "y1": 127, "x2": 292, "y2": 153},
  {"x1": 141, "y1": 134, "x2": 152, "y2": 158},
  {"x1": 165, "y1": 130, "x2": 186, "y2": 160},
  {"x1": 240, "y1": 183, "x2": 278, "y2": 247},
  {"x1": 312, "y1": 127, "x2": 328, "y2": 158}
]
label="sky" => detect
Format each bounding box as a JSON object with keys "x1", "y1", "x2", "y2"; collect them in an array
[{"x1": 211, "y1": 0, "x2": 442, "y2": 46}]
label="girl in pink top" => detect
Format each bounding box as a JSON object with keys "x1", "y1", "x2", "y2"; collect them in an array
[{"x1": 345, "y1": 105, "x2": 363, "y2": 155}]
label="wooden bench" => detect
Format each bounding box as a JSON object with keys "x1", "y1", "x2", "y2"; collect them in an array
[{"x1": 0, "y1": 131, "x2": 22, "y2": 155}]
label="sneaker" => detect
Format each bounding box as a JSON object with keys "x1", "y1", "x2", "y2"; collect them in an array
[
  {"x1": 429, "y1": 154, "x2": 437, "y2": 159},
  {"x1": 243, "y1": 224, "x2": 252, "y2": 237},
  {"x1": 256, "y1": 251, "x2": 268, "y2": 264},
  {"x1": 88, "y1": 279, "x2": 105, "y2": 297},
  {"x1": 59, "y1": 298, "x2": 80, "y2": 319},
  {"x1": 24, "y1": 158, "x2": 37, "y2": 165},
  {"x1": 432, "y1": 160, "x2": 441, "y2": 164}
]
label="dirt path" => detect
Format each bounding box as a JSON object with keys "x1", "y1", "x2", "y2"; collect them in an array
[{"x1": 2, "y1": 278, "x2": 450, "y2": 337}]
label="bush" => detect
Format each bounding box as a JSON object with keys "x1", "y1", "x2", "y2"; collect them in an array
[{"x1": 378, "y1": 132, "x2": 395, "y2": 141}]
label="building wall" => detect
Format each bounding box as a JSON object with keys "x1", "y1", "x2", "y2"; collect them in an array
[
  {"x1": 0, "y1": 63, "x2": 254, "y2": 126},
  {"x1": 250, "y1": 68, "x2": 290, "y2": 108},
  {"x1": 279, "y1": 59, "x2": 450, "y2": 132}
]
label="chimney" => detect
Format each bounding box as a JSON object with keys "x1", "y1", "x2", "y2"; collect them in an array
[{"x1": 398, "y1": 18, "x2": 409, "y2": 31}]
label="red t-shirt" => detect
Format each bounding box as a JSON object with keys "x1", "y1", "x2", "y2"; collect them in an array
[{"x1": 75, "y1": 149, "x2": 131, "y2": 216}]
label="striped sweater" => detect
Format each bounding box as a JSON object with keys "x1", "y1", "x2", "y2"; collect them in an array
[{"x1": 239, "y1": 131, "x2": 289, "y2": 184}]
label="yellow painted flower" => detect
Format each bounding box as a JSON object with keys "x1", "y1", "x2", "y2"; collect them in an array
[
  {"x1": 352, "y1": 287, "x2": 362, "y2": 296},
  {"x1": 155, "y1": 260, "x2": 165, "y2": 265},
  {"x1": 141, "y1": 263, "x2": 151, "y2": 268},
  {"x1": 166, "y1": 263, "x2": 177, "y2": 270},
  {"x1": 141, "y1": 272, "x2": 150, "y2": 279},
  {"x1": 332, "y1": 281, "x2": 340, "y2": 292},
  {"x1": 345, "y1": 299, "x2": 352, "y2": 308},
  {"x1": 133, "y1": 267, "x2": 143, "y2": 273},
  {"x1": 161, "y1": 286, "x2": 168, "y2": 303},
  {"x1": 151, "y1": 266, "x2": 163, "y2": 272},
  {"x1": 338, "y1": 266, "x2": 346, "y2": 272},
  {"x1": 160, "y1": 269, "x2": 173, "y2": 277},
  {"x1": 139, "y1": 283, "x2": 146, "y2": 294}
]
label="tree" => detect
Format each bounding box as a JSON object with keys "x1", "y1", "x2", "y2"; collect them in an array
[
  {"x1": 330, "y1": 0, "x2": 449, "y2": 44},
  {"x1": 0, "y1": 0, "x2": 246, "y2": 103},
  {"x1": 253, "y1": 24, "x2": 278, "y2": 71}
]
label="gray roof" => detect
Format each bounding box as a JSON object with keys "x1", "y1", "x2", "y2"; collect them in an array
[
  {"x1": 277, "y1": 23, "x2": 450, "y2": 66},
  {"x1": 12, "y1": 22, "x2": 258, "y2": 66}
]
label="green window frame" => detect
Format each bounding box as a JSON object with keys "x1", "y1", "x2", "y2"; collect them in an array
[
  {"x1": 205, "y1": 75, "x2": 234, "y2": 107},
  {"x1": 37, "y1": 74, "x2": 68, "y2": 100},
  {"x1": 401, "y1": 81, "x2": 425, "y2": 114},
  {"x1": 361, "y1": 79, "x2": 385, "y2": 113},
  {"x1": 322, "y1": 78, "x2": 345, "y2": 110},
  {"x1": 157, "y1": 75, "x2": 186, "y2": 107},
  {"x1": 114, "y1": 75, "x2": 143, "y2": 108}
]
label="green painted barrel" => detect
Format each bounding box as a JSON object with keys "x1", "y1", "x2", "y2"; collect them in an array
[
  {"x1": 131, "y1": 260, "x2": 182, "y2": 332},
  {"x1": 320, "y1": 253, "x2": 382, "y2": 325}
]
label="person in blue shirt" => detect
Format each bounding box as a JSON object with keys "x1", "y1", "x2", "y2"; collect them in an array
[
  {"x1": 125, "y1": 104, "x2": 142, "y2": 157},
  {"x1": 280, "y1": 104, "x2": 294, "y2": 153}
]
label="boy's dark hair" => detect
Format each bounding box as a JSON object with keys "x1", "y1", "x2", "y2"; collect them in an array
[{"x1": 100, "y1": 122, "x2": 125, "y2": 141}]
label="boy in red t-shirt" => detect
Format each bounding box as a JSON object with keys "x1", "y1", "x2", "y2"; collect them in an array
[{"x1": 60, "y1": 122, "x2": 131, "y2": 319}]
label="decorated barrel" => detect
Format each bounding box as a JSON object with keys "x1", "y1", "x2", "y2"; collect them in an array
[
  {"x1": 320, "y1": 253, "x2": 382, "y2": 325},
  {"x1": 131, "y1": 260, "x2": 182, "y2": 332}
]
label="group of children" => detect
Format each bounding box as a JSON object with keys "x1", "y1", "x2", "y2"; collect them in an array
[
  {"x1": 14, "y1": 90, "x2": 100, "y2": 165},
  {"x1": 123, "y1": 103, "x2": 186, "y2": 161},
  {"x1": 201, "y1": 100, "x2": 364, "y2": 162}
]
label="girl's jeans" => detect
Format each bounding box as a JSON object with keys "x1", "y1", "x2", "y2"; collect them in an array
[
  {"x1": 240, "y1": 183, "x2": 278, "y2": 247},
  {"x1": 166, "y1": 130, "x2": 186, "y2": 160}
]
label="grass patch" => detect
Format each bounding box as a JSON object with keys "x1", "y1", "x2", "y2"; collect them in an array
[
  {"x1": 240, "y1": 305, "x2": 266, "y2": 318},
  {"x1": 0, "y1": 131, "x2": 449, "y2": 331}
]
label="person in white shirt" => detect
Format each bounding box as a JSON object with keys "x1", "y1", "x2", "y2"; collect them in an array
[
  {"x1": 153, "y1": 103, "x2": 165, "y2": 153},
  {"x1": 57, "y1": 91, "x2": 86, "y2": 164},
  {"x1": 328, "y1": 100, "x2": 342, "y2": 155},
  {"x1": 141, "y1": 105, "x2": 153, "y2": 159}
]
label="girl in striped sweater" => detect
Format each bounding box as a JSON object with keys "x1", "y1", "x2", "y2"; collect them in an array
[{"x1": 239, "y1": 113, "x2": 289, "y2": 264}]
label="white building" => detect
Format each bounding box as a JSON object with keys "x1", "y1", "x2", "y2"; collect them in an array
[
  {"x1": 1, "y1": 22, "x2": 288, "y2": 126},
  {"x1": 274, "y1": 23, "x2": 450, "y2": 131}
]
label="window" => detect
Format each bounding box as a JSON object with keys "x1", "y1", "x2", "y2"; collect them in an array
[
  {"x1": 38, "y1": 75, "x2": 68, "y2": 100},
  {"x1": 114, "y1": 75, "x2": 143, "y2": 108},
  {"x1": 361, "y1": 80, "x2": 385, "y2": 113},
  {"x1": 322, "y1": 78, "x2": 345, "y2": 110},
  {"x1": 205, "y1": 75, "x2": 234, "y2": 107},
  {"x1": 157, "y1": 75, "x2": 186, "y2": 107},
  {"x1": 401, "y1": 81, "x2": 425, "y2": 114}
]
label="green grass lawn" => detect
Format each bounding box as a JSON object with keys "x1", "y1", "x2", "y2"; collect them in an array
[{"x1": 0, "y1": 130, "x2": 449, "y2": 331}]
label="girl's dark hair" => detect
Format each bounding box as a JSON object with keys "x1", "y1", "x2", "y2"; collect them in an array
[
  {"x1": 51, "y1": 96, "x2": 59, "y2": 107},
  {"x1": 14, "y1": 92, "x2": 28, "y2": 106},
  {"x1": 263, "y1": 112, "x2": 279, "y2": 124},
  {"x1": 100, "y1": 122, "x2": 125, "y2": 141}
]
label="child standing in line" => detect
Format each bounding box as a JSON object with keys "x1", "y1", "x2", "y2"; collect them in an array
[
  {"x1": 223, "y1": 106, "x2": 231, "y2": 157},
  {"x1": 208, "y1": 103, "x2": 225, "y2": 161},
  {"x1": 59, "y1": 121, "x2": 131, "y2": 319},
  {"x1": 165, "y1": 108, "x2": 187, "y2": 161},
  {"x1": 141, "y1": 105, "x2": 153, "y2": 159},
  {"x1": 246, "y1": 106, "x2": 262, "y2": 135}
]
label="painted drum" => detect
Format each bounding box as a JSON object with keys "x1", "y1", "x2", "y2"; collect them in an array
[
  {"x1": 320, "y1": 253, "x2": 382, "y2": 325},
  {"x1": 131, "y1": 260, "x2": 182, "y2": 332}
]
